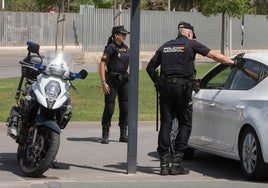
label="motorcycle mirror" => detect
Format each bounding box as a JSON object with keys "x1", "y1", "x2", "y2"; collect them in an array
[
  {"x1": 79, "y1": 69, "x2": 88, "y2": 79},
  {"x1": 26, "y1": 41, "x2": 40, "y2": 54}
]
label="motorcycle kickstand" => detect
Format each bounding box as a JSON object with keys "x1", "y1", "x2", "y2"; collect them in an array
[{"x1": 52, "y1": 158, "x2": 59, "y2": 169}]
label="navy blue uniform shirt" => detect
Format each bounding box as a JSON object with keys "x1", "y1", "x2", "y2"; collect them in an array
[
  {"x1": 147, "y1": 35, "x2": 210, "y2": 82},
  {"x1": 103, "y1": 42, "x2": 130, "y2": 73}
]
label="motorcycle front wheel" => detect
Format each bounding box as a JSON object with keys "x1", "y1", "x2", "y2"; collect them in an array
[{"x1": 19, "y1": 127, "x2": 60, "y2": 177}]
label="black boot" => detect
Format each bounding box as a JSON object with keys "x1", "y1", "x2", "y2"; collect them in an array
[
  {"x1": 101, "y1": 126, "x2": 109, "y2": 144},
  {"x1": 169, "y1": 152, "x2": 190, "y2": 175},
  {"x1": 160, "y1": 153, "x2": 170, "y2": 175},
  {"x1": 119, "y1": 127, "x2": 128, "y2": 143}
]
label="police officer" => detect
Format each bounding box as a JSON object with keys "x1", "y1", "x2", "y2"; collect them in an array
[
  {"x1": 99, "y1": 25, "x2": 130, "y2": 144},
  {"x1": 146, "y1": 21, "x2": 235, "y2": 175}
]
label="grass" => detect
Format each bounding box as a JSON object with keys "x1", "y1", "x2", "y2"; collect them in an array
[{"x1": 0, "y1": 63, "x2": 215, "y2": 122}]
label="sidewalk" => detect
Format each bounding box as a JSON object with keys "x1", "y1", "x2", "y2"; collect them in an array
[
  {"x1": 3, "y1": 45, "x2": 261, "y2": 74},
  {"x1": 0, "y1": 121, "x2": 245, "y2": 187},
  {"x1": 0, "y1": 45, "x2": 217, "y2": 65}
]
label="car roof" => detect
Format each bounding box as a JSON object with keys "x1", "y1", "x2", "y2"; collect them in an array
[{"x1": 243, "y1": 52, "x2": 268, "y2": 66}]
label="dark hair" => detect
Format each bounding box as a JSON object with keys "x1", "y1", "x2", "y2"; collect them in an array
[{"x1": 106, "y1": 35, "x2": 115, "y2": 46}]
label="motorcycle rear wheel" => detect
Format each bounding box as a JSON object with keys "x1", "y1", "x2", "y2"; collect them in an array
[{"x1": 19, "y1": 127, "x2": 60, "y2": 177}]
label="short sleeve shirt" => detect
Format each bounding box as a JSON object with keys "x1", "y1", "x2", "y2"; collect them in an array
[{"x1": 102, "y1": 42, "x2": 130, "y2": 73}]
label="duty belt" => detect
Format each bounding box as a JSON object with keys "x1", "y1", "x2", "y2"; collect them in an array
[
  {"x1": 164, "y1": 75, "x2": 193, "y2": 84},
  {"x1": 109, "y1": 72, "x2": 127, "y2": 76},
  {"x1": 166, "y1": 77, "x2": 187, "y2": 84}
]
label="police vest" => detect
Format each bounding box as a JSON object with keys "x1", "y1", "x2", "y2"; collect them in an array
[
  {"x1": 160, "y1": 36, "x2": 195, "y2": 77},
  {"x1": 106, "y1": 42, "x2": 129, "y2": 74}
]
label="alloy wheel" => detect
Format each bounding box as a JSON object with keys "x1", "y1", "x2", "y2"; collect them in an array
[{"x1": 242, "y1": 133, "x2": 257, "y2": 173}]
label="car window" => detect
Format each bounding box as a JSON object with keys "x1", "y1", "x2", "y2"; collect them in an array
[
  {"x1": 205, "y1": 66, "x2": 231, "y2": 89},
  {"x1": 228, "y1": 59, "x2": 261, "y2": 90}
]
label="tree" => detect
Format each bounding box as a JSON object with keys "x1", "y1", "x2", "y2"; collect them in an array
[
  {"x1": 246, "y1": 0, "x2": 268, "y2": 15},
  {"x1": 146, "y1": 0, "x2": 168, "y2": 10},
  {"x1": 5, "y1": 0, "x2": 37, "y2": 11},
  {"x1": 171, "y1": 0, "x2": 198, "y2": 11},
  {"x1": 200, "y1": 0, "x2": 250, "y2": 54},
  {"x1": 201, "y1": 0, "x2": 249, "y2": 18}
]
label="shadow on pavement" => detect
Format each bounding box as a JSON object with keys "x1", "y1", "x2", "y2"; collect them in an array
[
  {"x1": 66, "y1": 137, "x2": 119, "y2": 143},
  {"x1": 182, "y1": 150, "x2": 246, "y2": 181},
  {"x1": 105, "y1": 162, "x2": 159, "y2": 175},
  {"x1": 53, "y1": 161, "x2": 159, "y2": 175},
  {"x1": 148, "y1": 150, "x2": 252, "y2": 181},
  {"x1": 0, "y1": 153, "x2": 25, "y2": 176},
  {"x1": 52, "y1": 161, "x2": 125, "y2": 174}
]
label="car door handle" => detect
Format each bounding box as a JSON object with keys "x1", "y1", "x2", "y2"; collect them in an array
[{"x1": 209, "y1": 103, "x2": 215, "y2": 107}]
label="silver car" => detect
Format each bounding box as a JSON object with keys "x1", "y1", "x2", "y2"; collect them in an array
[{"x1": 188, "y1": 52, "x2": 268, "y2": 181}]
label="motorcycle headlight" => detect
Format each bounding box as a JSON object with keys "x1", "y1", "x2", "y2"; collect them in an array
[{"x1": 45, "y1": 80, "x2": 61, "y2": 108}]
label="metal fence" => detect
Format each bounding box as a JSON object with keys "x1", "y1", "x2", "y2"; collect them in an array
[
  {"x1": 1, "y1": 9, "x2": 268, "y2": 51},
  {"x1": 0, "y1": 11, "x2": 82, "y2": 46}
]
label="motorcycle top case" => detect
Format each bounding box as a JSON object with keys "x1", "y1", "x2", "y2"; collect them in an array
[{"x1": 22, "y1": 55, "x2": 43, "y2": 80}]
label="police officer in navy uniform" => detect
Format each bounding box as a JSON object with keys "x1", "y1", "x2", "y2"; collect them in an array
[
  {"x1": 146, "y1": 21, "x2": 235, "y2": 175},
  {"x1": 99, "y1": 25, "x2": 130, "y2": 144}
]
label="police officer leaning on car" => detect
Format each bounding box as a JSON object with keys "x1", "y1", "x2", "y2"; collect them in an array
[{"x1": 146, "y1": 21, "x2": 240, "y2": 175}]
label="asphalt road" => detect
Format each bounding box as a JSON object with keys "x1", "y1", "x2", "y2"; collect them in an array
[
  {"x1": 0, "y1": 50, "x2": 98, "y2": 78},
  {"x1": 1, "y1": 122, "x2": 268, "y2": 188}
]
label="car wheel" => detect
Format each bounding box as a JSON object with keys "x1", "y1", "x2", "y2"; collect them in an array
[{"x1": 239, "y1": 127, "x2": 268, "y2": 180}]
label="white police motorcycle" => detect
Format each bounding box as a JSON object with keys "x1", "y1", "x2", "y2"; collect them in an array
[{"x1": 6, "y1": 42, "x2": 88, "y2": 177}]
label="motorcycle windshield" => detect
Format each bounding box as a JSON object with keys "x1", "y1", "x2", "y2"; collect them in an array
[{"x1": 43, "y1": 51, "x2": 74, "y2": 79}]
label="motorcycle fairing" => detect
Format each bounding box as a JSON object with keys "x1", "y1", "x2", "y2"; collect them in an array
[
  {"x1": 35, "y1": 117, "x2": 61, "y2": 134},
  {"x1": 32, "y1": 75, "x2": 70, "y2": 109}
]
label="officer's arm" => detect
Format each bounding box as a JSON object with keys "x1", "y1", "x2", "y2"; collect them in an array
[
  {"x1": 146, "y1": 50, "x2": 161, "y2": 83},
  {"x1": 242, "y1": 67, "x2": 259, "y2": 81},
  {"x1": 147, "y1": 59, "x2": 160, "y2": 83},
  {"x1": 99, "y1": 53, "x2": 109, "y2": 85},
  {"x1": 206, "y1": 50, "x2": 234, "y2": 66},
  {"x1": 99, "y1": 61, "x2": 106, "y2": 84}
]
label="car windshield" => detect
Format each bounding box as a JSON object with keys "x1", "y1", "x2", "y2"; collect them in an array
[{"x1": 42, "y1": 50, "x2": 73, "y2": 79}]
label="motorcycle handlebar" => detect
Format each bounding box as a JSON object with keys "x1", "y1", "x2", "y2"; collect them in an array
[{"x1": 32, "y1": 63, "x2": 88, "y2": 80}]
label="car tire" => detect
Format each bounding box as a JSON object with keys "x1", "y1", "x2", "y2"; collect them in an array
[{"x1": 239, "y1": 127, "x2": 268, "y2": 180}]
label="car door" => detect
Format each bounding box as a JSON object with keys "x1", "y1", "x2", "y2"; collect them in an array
[
  {"x1": 191, "y1": 64, "x2": 231, "y2": 148},
  {"x1": 212, "y1": 60, "x2": 261, "y2": 151}
]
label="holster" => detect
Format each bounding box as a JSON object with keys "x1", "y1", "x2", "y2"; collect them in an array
[
  {"x1": 158, "y1": 75, "x2": 195, "y2": 97},
  {"x1": 108, "y1": 72, "x2": 129, "y2": 85}
]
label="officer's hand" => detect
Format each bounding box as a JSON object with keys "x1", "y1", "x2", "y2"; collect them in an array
[
  {"x1": 154, "y1": 81, "x2": 159, "y2": 91},
  {"x1": 193, "y1": 79, "x2": 201, "y2": 93},
  {"x1": 233, "y1": 53, "x2": 245, "y2": 69},
  {"x1": 102, "y1": 82, "x2": 110, "y2": 94},
  {"x1": 154, "y1": 76, "x2": 161, "y2": 91}
]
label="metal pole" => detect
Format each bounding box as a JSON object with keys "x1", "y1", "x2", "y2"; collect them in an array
[
  {"x1": 221, "y1": 12, "x2": 225, "y2": 55},
  {"x1": 225, "y1": 14, "x2": 229, "y2": 56},
  {"x1": 62, "y1": 14, "x2": 66, "y2": 51},
  {"x1": 113, "y1": 0, "x2": 117, "y2": 26},
  {"x1": 2, "y1": 0, "x2": 4, "y2": 9},
  {"x1": 119, "y1": 2, "x2": 122, "y2": 25},
  {"x1": 229, "y1": 17, "x2": 232, "y2": 56},
  {"x1": 127, "y1": 0, "x2": 140, "y2": 174},
  {"x1": 241, "y1": 15, "x2": 244, "y2": 50}
]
